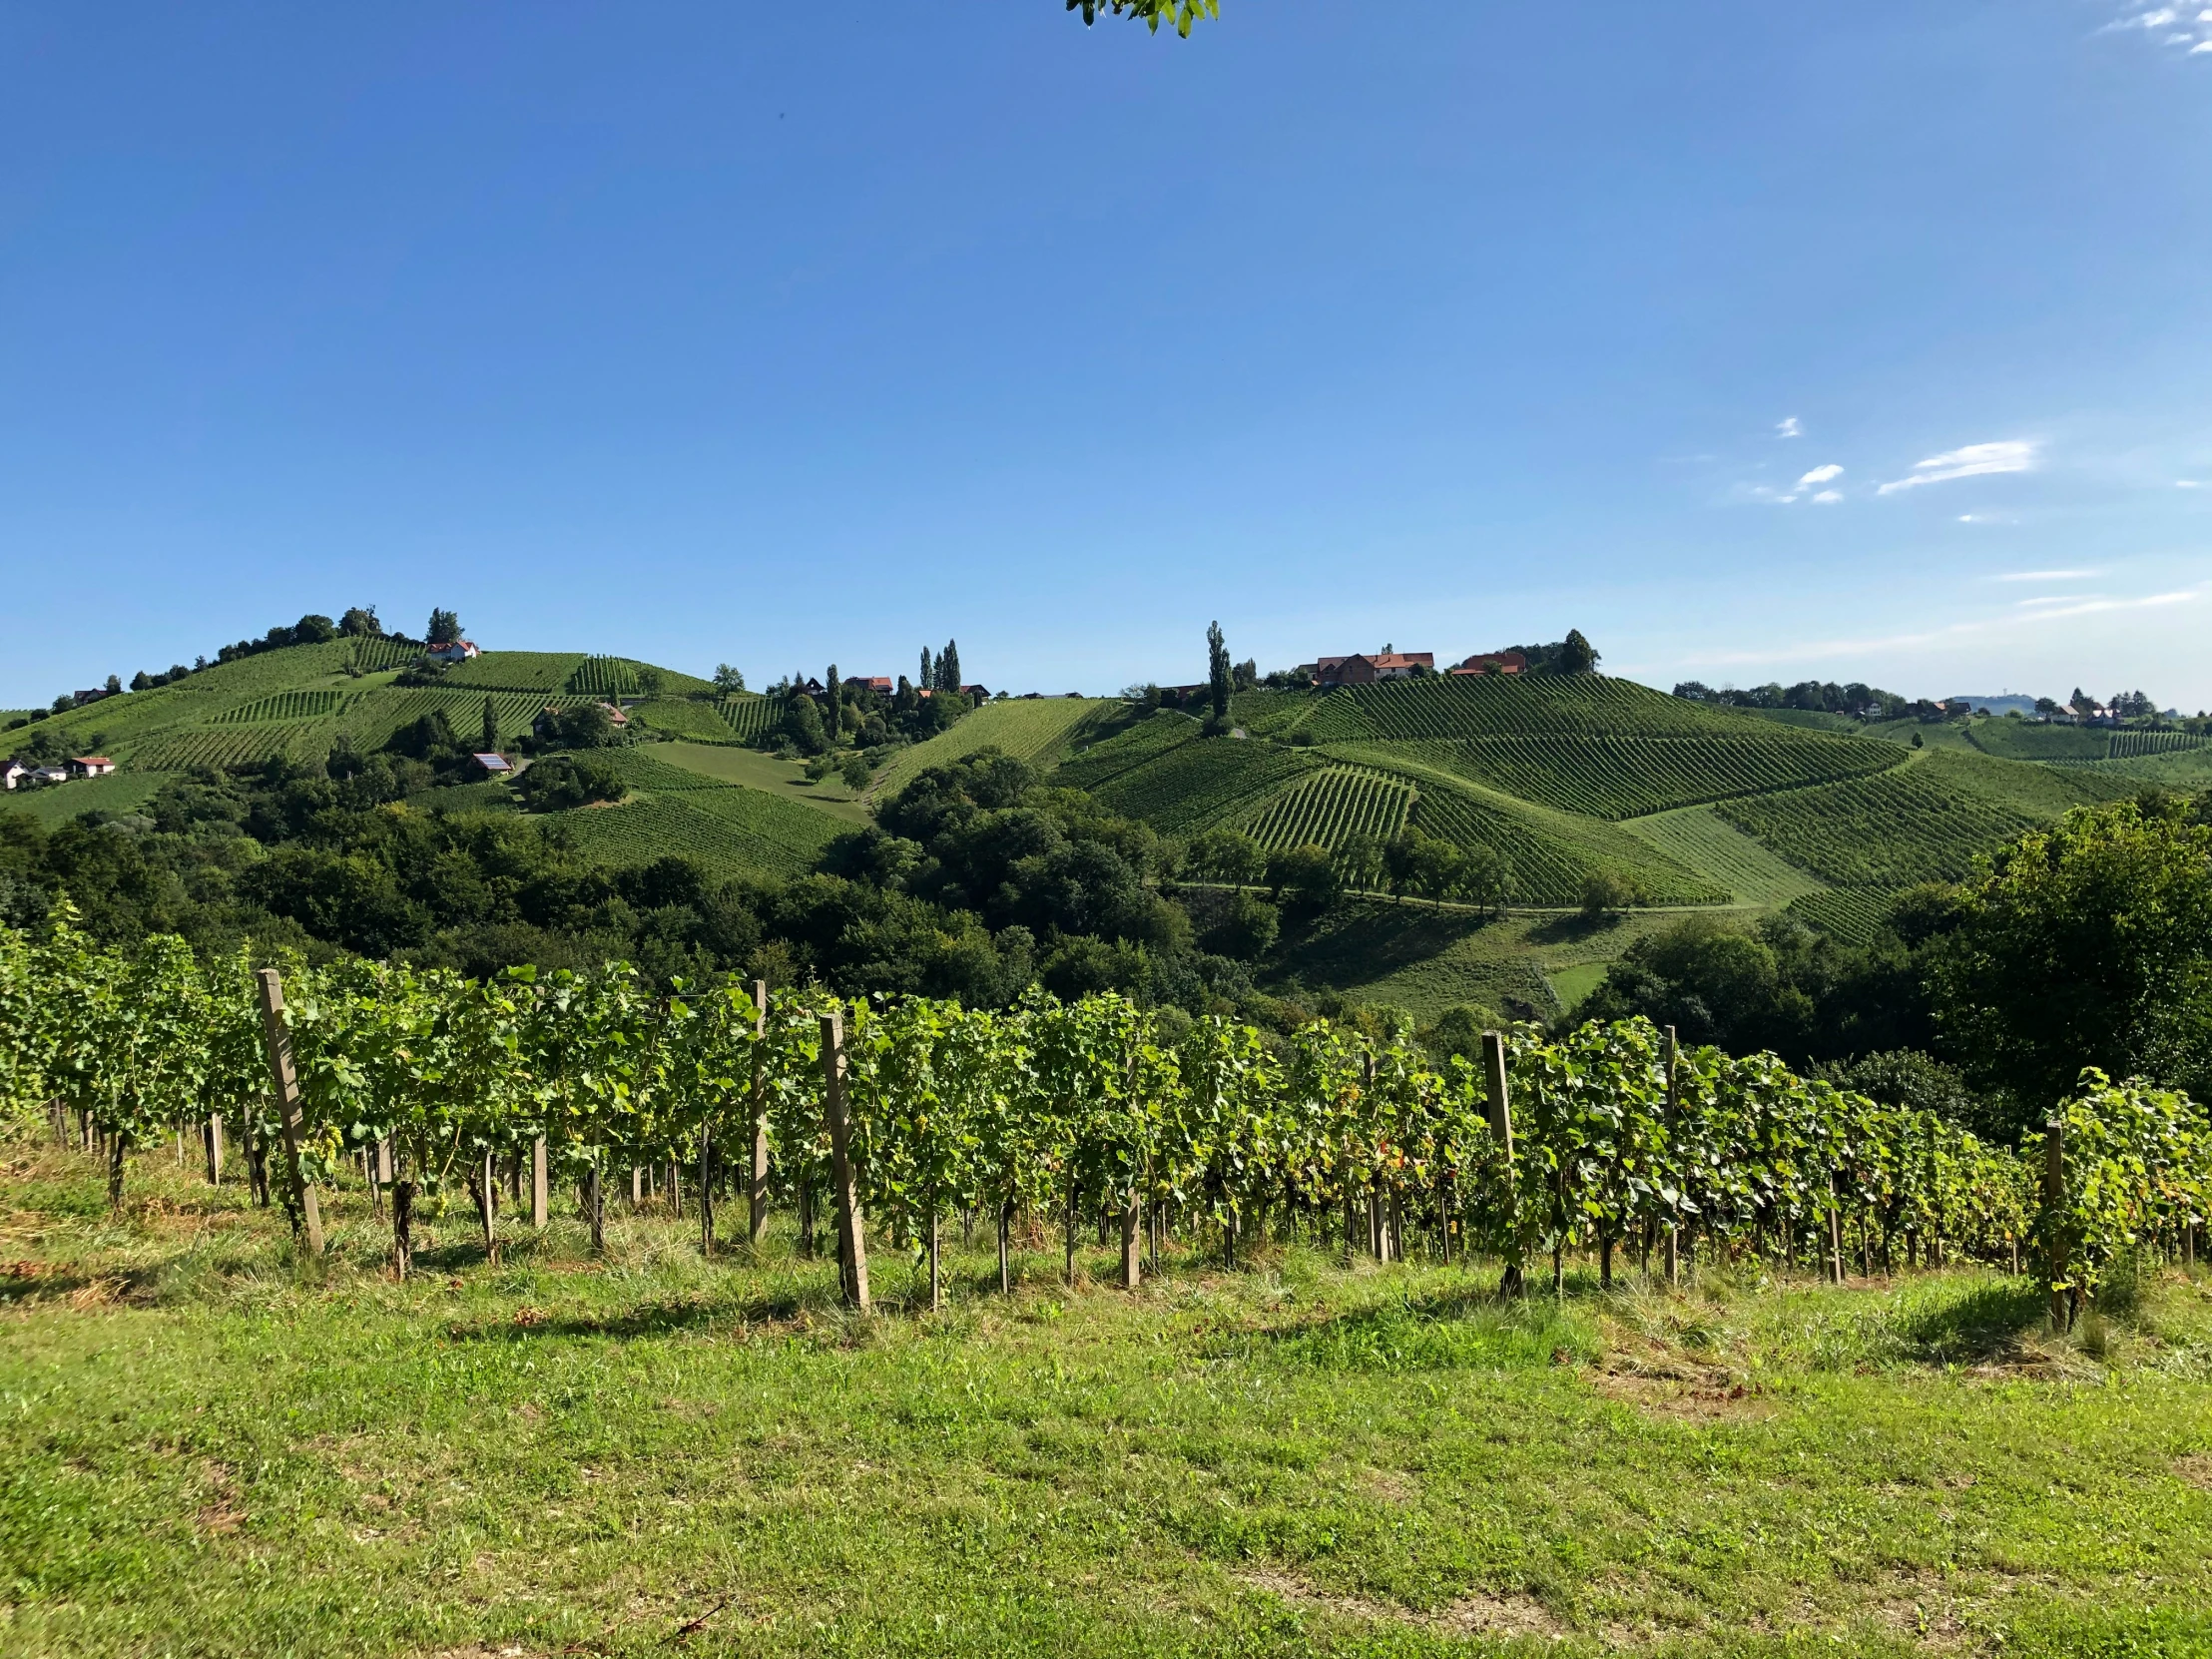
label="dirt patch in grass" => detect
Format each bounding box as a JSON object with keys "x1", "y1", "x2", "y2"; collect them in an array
[
  {"x1": 1238, "y1": 1566, "x2": 1568, "y2": 1639},
  {"x1": 2175, "y1": 1453, "x2": 2212, "y2": 1488}
]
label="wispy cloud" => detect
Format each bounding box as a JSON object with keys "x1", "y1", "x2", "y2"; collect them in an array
[
  {"x1": 1691, "y1": 586, "x2": 2204, "y2": 667},
  {"x1": 1799, "y1": 463, "x2": 1843, "y2": 486},
  {"x1": 1995, "y1": 568, "x2": 2098, "y2": 581},
  {"x1": 1738, "y1": 461, "x2": 1849, "y2": 506},
  {"x1": 1811, "y1": 490, "x2": 1843, "y2": 504},
  {"x1": 2101, "y1": 4, "x2": 2212, "y2": 53},
  {"x1": 1878, "y1": 439, "x2": 2039, "y2": 494},
  {"x1": 1776, "y1": 417, "x2": 1802, "y2": 438}
]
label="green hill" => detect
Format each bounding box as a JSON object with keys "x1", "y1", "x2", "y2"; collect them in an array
[{"x1": 8, "y1": 640, "x2": 2165, "y2": 1014}]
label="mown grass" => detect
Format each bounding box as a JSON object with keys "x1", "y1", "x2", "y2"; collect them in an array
[{"x1": 3, "y1": 1141, "x2": 2211, "y2": 1658}]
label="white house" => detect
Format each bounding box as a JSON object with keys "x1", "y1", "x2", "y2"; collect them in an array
[
  {"x1": 68, "y1": 756, "x2": 116, "y2": 779},
  {"x1": 2, "y1": 761, "x2": 31, "y2": 792},
  {"x1": 425, "y1": 639, "x2": 482, "y2": 665}
]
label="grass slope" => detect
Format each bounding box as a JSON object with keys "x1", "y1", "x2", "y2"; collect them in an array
[
  {"x1": 642, "y1": 742, "x2": 872, "y2": 825},
  {"x1": 11, "y1": 1146, "x2": 2207, "y2": 1659},
  {"x1": 871, "y1": 699, "x2": 1121, "y2": 799},
  {"x1": 0, "y1": 772, "x2": 175, "y2": 826},
  {"x1": 1620, "y1": 805, "x2": 1830, "y2": 907}
]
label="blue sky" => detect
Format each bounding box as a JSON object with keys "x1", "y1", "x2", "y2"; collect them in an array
[{"x1": 2, "y1": 2, "x2": 2208, "y2": 710}]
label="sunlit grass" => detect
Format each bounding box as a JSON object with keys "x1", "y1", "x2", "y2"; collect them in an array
[{"x1": 3, "y1": 1139, "x2": 2210, "y2": 1657}]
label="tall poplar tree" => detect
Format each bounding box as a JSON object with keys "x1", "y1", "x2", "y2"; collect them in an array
[{"x1": 1206, "y1": 621, "x2": 1231, "y2": 723}]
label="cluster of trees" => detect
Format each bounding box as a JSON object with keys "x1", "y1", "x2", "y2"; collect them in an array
[
  {"x1": 1581, "y1": 792, "x2": 2212, "y2": 1145},
  {"x1": 767, "y1": 654, "x2": 974, "y2": 787},
  {"x1": 1672, "y1": 678, "x2": 1908, "y2": 718},
  {"x1": 1183, "y1": 825, "x2": 1512, "y2": 913}
]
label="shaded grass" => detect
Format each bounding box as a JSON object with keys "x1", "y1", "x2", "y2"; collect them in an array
[{"x1": 3, "y1": 1142, "x2": 2211, "y2": 1658}]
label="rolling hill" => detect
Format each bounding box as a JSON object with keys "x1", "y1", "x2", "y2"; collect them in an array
[{"x1": 6, "y1": 637, "x2": 2171, "y2": 1017}]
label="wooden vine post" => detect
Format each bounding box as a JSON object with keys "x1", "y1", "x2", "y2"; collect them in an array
[
  {"x1": 530, "y1": 1135, "x2": 548, "y2": 1228},
  {"x1": 203, "y1": 1114, "x2": 224, "y2": 1185},
  {"x1": 1121, "y1": 1161, "x2": 1144, "y2": 1292},
  {"x1": 1663, "y1": 1024, "x2": 1680, "y2": 1288},
  {"x1": 253, "y1": 968, "x2": 323, "y2": 1257},
  {"x1": 749, "y1": 980, "x2": 771, "y2": 1247},
  {"x1": 699, "y1": 1124, "x2": 715, "y2": 1256},
  {"x1": 1827, "y1": 1172, "x2": 1846, "y2": 1285},
  {"x1": 819, "y1": 1005, "x2": 869, "y2": 1311},
  {"x1": 2042, "y1": 1116, "x2": 2066, "y2": 1330},
  {"x1": 1481, "y1": 1029, "x2": 1521, "y2": 1296}
]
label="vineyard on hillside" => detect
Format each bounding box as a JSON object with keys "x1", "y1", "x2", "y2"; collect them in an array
[
  {"x1": 211, "y1": 689, "x2": 348, "y2": 725},
  {"x1": 1402, "y1": 769, "x2": 1726, "y2": 907},
  {"x1": 1299, "y1": 674, "x2": 1786, "y2": 744},
  {"x1": 716, "y1": 695, "x2": 777, "y2": 743},
  {"x1": 439, "y1": 651, "x2": 590, "y2": 693},
  {"x1": 1383, "y1": 733, "x2": 1901, "y2": 821},
  {"x1": 1054, "y1": 710, "x2": 1201, "y2": 792},
  {"x1": 1242, "y1": 766, "x2": 1414, "y2": 851},
  {"x1": 1965, "y1": 722, "x2": 2111, "y2": 763},
  {"x1": 130, "y1": 726, "x2": 310, "y2": 772},
  {"x1": 1088, "y1": 738, "x2": 1323, "y2": 833},
  {"x1": 1710, "y1": 752, "x2": 2121, "y2": 892},
  {"x1": 2107, "y1": 730, "x2": 2205, "y2": 759},
  {"x1": 554, "y1": 793, "x2": 836, "y2": 878}
]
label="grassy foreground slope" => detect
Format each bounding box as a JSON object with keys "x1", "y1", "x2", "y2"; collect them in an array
[{"x1": 5, "y1": 1145, "x2": 2210, "y2": 1659}]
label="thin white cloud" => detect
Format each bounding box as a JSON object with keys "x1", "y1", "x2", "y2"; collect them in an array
[
  {"x1": 2193, "y1": 39, "x2": 2212, "y2": 52},
  {"x1": 1798, "y1": 463, "x2": 1844, "y2": 486},
  {"x1": 1811, "y1": 490, "x2": 1843, "y2": 504},
  {"x1": 1692, "y1": 586, "x2": 2204, "y2": 667},
  {"x1": 1776, "y1": 417, "x2": 1802, "y2": 438},
  {"x1": 1878, "y1": 439, "x2": 2039, "y2": 494},
  {"x1": 2179, "y1": 479, "x2": 2203, "y2": 487},
  {"x1": 2016, "y1": 593, "x2": 2106, "y2": 607},
  {"x1": 1995, "y1": 568, "x2": 2097, "y2": 581},
  {"x1": 2101, "y1": 4, "x2": 2212, "y2": 51}
]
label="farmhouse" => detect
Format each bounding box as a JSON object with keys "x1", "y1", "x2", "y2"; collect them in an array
[
  {"x1": 424, "y1": 639, "x2": 482, "y2": 665},
  {"x1": 1315, "y1": 651, "x2": 1434, "y2": 687},
  {"x1": 68, "y1": 757, "x2": 116, "y2": 778},
  {"x1": 1449, "y1": 650, "x2": 1527, "y2": 677}
]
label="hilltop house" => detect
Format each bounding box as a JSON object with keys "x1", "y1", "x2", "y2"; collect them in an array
[
  {"x1": 853, "y1": 676, "x2": 894, "y2": 695},
  {"x1": 1448, "y1": 650, "x2": 1527, "y2": 677},
  {"x1": 1314, "y1": 651, "x2": 1434, "y2": 687},
  {"x1": 424, "y1": 639, "x2": 481, "y2": 666},
  {"x1": 67, "y1": 757, "x2": 115, "y2": 778}
]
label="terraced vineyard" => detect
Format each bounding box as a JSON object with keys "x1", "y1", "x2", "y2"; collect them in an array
[
  {"x1": 344, "y1": 636, "x2": 417, "y2": 674},
  {"x1": 566, "y1": 656, "x2": 639, "y2": 698},
  {"x1": 1712, "y1": 751, "x2": 2127, "y2": 891},
  {"x1": 717, "y1": 695, "x2": 776, "y2": 743},
  {"x1": 1087, "y1": 738, "x2": 1322, "y2": 834},
  {"x1": 1382, "y1": 732, "x2": 1900, "y2": 820},
  {"x1": 440, "y1": 651, "x2": 589, "y2": 693},
  {"x1": 1781, "y1": 887, "x2": 1899, "y2": 945},
  {"x1": 2108, "y1": 729, "x2": 2204, "y2": 759},
  {"x1": 1300, "y1": 673, "x2": 1766, "y2": 743},
  {"x1": 1404, "y1": 772, "x2": 1725, "y2": 906},
  {"x1": 212, "y1": 689, "x2": 347, "y2": 725},
  {"x1": 1241, "y1": 767, "x2": 1414, "y2": 851},
  {"x1": 130, "y1": 725, "x2": 310, "y2": 772},
  {"x1": 1054, "y1": 710, "x2": 1199, "y2": 792},
  {"x1": 1964, "y1": 721, "x2": 2109, "y2": 763}
]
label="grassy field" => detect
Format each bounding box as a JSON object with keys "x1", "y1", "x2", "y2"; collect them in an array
[
  {"x1": 1619, "y1": 807, "x2": 1829, "y2": 908},
  {"x1": 5, "y1": 1140, "x2": 2208, "y2": 1658},
  {"x1": 870, "y1": 698, "x2": 1123, "y2": 800},
  {"x1": 0, "y1": 772, "x2": 176, "y2": 826},
  {"x1": 646, "y1": 742, "x2": 872, "y2": 824},
  {"x1": 1255, "y1": 898, "x2": 1693, "y2": 1019}
]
